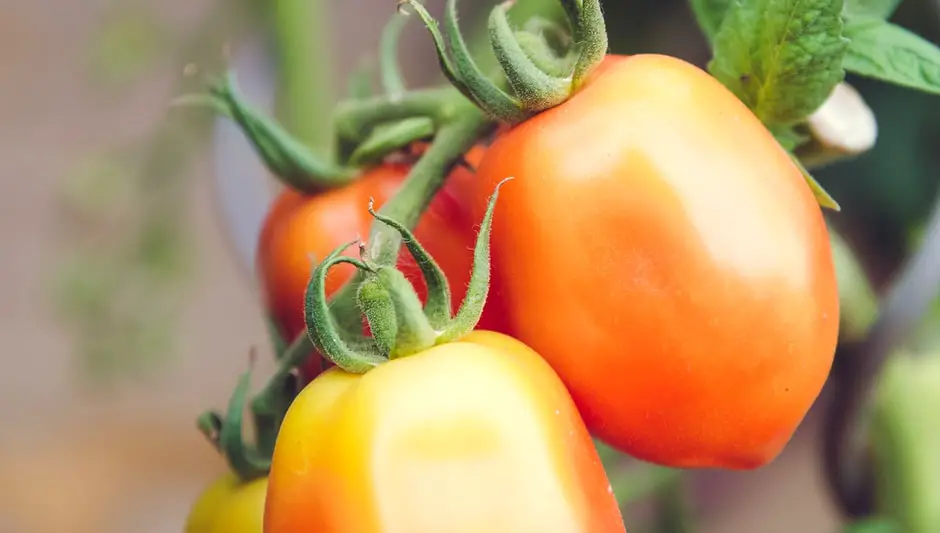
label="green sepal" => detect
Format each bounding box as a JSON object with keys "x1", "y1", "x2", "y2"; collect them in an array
[
  {"x1": 515, "y1": 29, "x2": 578, "y2": 78},
  {"x1": 367, "y1": 200, "x2": 453, "y2": 330},
  {"x1": 357, "y1": 275, "x2": 398, "y2": 356},
  {"x1": 348, "y1": 117, "x2": 435, "y2": 166},
  {"x1": 406, "y1": 0, "x2": 605, "y2": 124},
  {"x1": 375, "y1": 266, "x2": 438, "y2": 359},
  {"x1": 561, "y1": 0, "x2": 608, "y2": 87},
  {"x1": 489, "y1": 2, "x2": 572, "y2": 112},
  {"x1": 520, "y1": 16, "x2": 576, "y2": 76},
  {"x1": 175, "y1": 72, "x2": 357, "y2": 193},
  {"x1": 196, "y1": 355, "x2": 271, "y2": 481},
  {"x1": 304, "y1": 240, "x2": 387, "y2": 373},
  {"x1": 438, "y1": 177, "x2": 512, "y2": 343}
]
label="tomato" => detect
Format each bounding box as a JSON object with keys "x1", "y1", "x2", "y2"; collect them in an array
[
  {"x1": 473, "y1": 54, "x2": 840, "y2": 469},
  {"x1": 263, "y1": 330, "x2": 626, "y2": 533},
  {"x1": 257, "y1": 147, "x2": 509, "y2": 377},
  {"x1": 185, "y1": 473, "x2": 267, "y2": 533}
]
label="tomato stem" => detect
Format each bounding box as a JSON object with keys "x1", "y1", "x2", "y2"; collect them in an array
[
  {"x1": 178, "y1": 72, "x2": 359, "y2": 193},
  {"x1": 272, "y1": 0, "x2": 334, "y2": 152},
  {"x1": 348, "y1": 117, "x2": 436, "y2": 166},
  {"x1": 332, "y1": 87, "x2": 464, "y2": 145},
  {"x1": 379, "y1": 11, "x2": 409, "y2": 99},
  {"x1": 325, "y1": 109, "x2": 492, "y2": 338}
]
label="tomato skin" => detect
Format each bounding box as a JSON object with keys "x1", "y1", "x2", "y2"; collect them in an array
[
  {"x1": 257, "y1": 147, "x2": 509, "y2": 377},
  {"x1": 185, "y1": 473, "x2": 267, "y2": 533},
  {"x1": 474, "y1": 54, "x2": 840, "y2": 469},
  {"x1": 264, "y1": 331, "x2": 626, "y2": 533}
]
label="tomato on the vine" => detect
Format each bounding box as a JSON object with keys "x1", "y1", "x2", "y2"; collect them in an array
[
  {"x1": 185, "y1": 473, "x2": 267, "y2": 533},
  {"x1": 263, "y1": 330, "x2": 626, "y2": 533},
  {"x1": 473, "y1": 53, "x2": 840, "y2": 469},
  {"x1": 257, "y1": 146, "x2": 509, "y2": 377}
]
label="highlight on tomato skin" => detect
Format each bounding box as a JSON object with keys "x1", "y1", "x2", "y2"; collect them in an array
[
  {"x1": 473, "y1": 53, "x2": 841, "y2": 470},
  {"x1": 255, "y1": 145, "x2": 511, "y2": 379},
  {"x1": 262, "y1": 331, "x2": 627, "y2": 533}
]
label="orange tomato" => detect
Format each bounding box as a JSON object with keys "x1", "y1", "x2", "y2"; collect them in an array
[
  {"x1": 263, "y1": 331, "x2": 626, "y2": 533},
  {"x1": 257, "y1": 147, "x2": 509, "y2": 377},
  {"x1": 474, "y1": 54, "x2": 840, "y2": 469}
]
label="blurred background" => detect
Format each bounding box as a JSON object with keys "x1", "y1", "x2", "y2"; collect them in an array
[{"x1": 0, "y1": 0, "x2": 937, "y2": 532}]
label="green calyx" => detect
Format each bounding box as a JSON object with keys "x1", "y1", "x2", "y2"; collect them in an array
[
  {"x1": 197, "y1": 350, "x2": 281, "y2": 482},
  {"x1": 401, "y1": 0, "x2": 608, "y2": 124},
  {"x1": 303, "y1": 177, "x2": 512, "y2": 374}
]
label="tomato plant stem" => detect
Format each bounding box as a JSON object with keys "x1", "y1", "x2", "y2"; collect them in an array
[
  {"x1": 329, "y1": 107, "x2": 493, "y2": 335},
  {"x1": 332, "y1": 87, "x2": 465, "y2": 145},
  {"x1": 272, "y1": 0, "x2": 333, "y2": 151}
]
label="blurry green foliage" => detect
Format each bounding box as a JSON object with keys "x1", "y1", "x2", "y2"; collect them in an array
[
  {"x1": 58, "y1": 0, "x2": 262, "y2": 384},
  {"x1": 87, "y1": 3, "x2": 171, "y2": 89}
]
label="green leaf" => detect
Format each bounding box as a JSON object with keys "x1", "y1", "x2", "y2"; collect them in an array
[
  {"x1": 708, "y1": 0, "x2": 849, "y2": 126},
  {"x1": 843, "y1": 17, "x2": 940, "y2": 95},
  {"x1": 791, "y1": 154, "x2": 842, "y2": 210},
  {"x1": 843, "y1": 0, "x2": 902, "y2": 19},
  {"x1": 689, "y1": 0, "x2": 732, "y2": 44}
]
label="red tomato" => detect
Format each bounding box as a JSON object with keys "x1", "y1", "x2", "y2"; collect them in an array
[
  {"x1": 257, "y1": 147, "x2": 509, "y2": 378},
  {"x1": 473, "y1": 54, "x2": 840, "y2": 469}
]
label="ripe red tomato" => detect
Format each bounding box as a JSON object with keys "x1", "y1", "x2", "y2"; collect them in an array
[
  {"x1": 257, "y1": 147, "x2": 509, "y2": 378},
  {"x1": 473, "y1": 54, "x2": 840, "y2": 469}
]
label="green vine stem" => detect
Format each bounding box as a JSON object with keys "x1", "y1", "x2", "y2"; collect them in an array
[
  {"x1": 303, "y1": 176, "x2": 511, "y2": 372},
  {"x1": 271, "y1": 0, "x2": 333, "y2": 152},
  {"x1": 174, "y1": 73, "x2": 356, "y2": 193},
  {"x1": 328, "y1": 105, "x2": 493, "y2": 337}
]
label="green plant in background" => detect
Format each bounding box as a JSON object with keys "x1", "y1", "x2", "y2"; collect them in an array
[
  {"x1": 56, "y1": 0, "x2": 264, "y2": 382},
  {"x1": 86, "y1": 1, "x2": 172, "y2": 90}
]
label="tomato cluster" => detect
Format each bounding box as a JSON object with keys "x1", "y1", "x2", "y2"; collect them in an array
[{"x1": 186, "y1": 2, "x2": 843, "y2": 531}]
